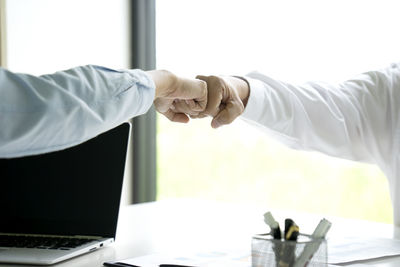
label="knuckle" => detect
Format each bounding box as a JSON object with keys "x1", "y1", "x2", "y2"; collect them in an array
[
  {"x1": 200, "y1": 80, "x2": 208, "y2": 91},
  {"x1": 196, "y1": 74, "x2": 206, "y2": 80},
  {"x1": 209, "y1": 75, "x2": 221, "y2": 84}
]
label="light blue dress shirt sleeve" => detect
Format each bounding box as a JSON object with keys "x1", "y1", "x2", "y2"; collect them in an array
[{"x1": 0, "y1": 65, "x2": 155, "y2": 158}]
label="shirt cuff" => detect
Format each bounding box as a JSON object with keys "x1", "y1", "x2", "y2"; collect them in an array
[
  {"x1": 240, "y1": 73, "x2": 271, "y2": 121},
  {"x1": 124, "y1": 69, "x2": 156, "y2": 115}
]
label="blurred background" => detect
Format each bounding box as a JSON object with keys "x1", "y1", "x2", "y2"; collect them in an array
[
  {"x1": 156, "y1": 0, "x2": 398, "y2": 223},
  {"x1": 3, "y1": 0, "x2": 400, "y2": 223}
]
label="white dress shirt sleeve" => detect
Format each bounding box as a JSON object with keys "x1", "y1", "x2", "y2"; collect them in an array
[
  {"x1": 241, "y1": 63, "x2": 400, "y2": 170},
  {"x1": 0, "y1": 65, "x2": 155, "y2": 158},
  {"x1": 240, "y1": 63, "x2": 400, "y2": 228}
]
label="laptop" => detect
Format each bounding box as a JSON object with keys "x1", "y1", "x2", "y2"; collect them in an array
[{"x1": 0, "y1": 123, "x2": 131, "y2": 265}]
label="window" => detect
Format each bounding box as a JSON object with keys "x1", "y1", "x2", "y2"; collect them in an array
[
  {"x1": 156, "y1": 0, "x2": 399, "y2": 223},
  {"x1": 5, "y1": 0, "x2": 133, "y2": 205}
]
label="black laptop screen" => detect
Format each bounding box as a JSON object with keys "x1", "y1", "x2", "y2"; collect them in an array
[{"x1": 0, "y1": 123, "x2": 130, "y2": 238}]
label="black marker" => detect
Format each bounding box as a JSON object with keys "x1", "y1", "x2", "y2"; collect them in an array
[
  {"x1": 284, "y1": 218, "x2": 299, "y2": 241},
  {"x1": 279, "y1": 218, "x2": 299, "y2": 267}
]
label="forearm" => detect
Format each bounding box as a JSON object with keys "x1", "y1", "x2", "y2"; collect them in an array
[{"x1": 0, "y1": 65, "x2": 155, "y2": 158}]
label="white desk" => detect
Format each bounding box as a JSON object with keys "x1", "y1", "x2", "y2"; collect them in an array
[{"x1": 2, "y1": 199, "x2": 399, "y2": 267}]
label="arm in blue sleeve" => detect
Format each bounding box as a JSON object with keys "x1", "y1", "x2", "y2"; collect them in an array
[{"x1": 0, "y1": 65, "x2": 155, "y2": 158}]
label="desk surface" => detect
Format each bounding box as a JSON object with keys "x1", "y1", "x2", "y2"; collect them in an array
[{"x1": 1, "y1": 199, "x2": 399, "y2": 267}]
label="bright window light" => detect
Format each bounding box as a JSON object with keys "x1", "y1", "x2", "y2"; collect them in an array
[{"x1": 156, "y1": 0, "x2": 400, "y2": 223}]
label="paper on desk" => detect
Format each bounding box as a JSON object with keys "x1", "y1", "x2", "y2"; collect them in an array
[
  {"x1": 117, "y1": 237, "x2": 400, "y2": 267},
  {"x1": 119, "y1": 250, "x2": 251, "y2": 267},
  {"x1": 328, "y1": 237, "x2": 400, "y2": 264}
]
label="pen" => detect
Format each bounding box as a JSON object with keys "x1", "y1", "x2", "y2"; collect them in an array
[
  {"x1": 103, "y1": 261, "x2": 141, "y2": 267},
  {"x1": 263, "y1": 212, "x2": 282, "y2": 239},
  {"x1": 104, "y1": 262, "x2": 197, "y2": 267},
  {"x1": 159, "y1": 265, "x2": 197, "y2": 267}
]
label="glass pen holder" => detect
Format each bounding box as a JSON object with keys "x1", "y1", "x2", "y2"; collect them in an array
[{"x1": 251, "y1": 233, "x2": 327, "y2": 267}]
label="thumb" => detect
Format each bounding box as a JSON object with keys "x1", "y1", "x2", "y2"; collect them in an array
[
  {"x1": 211, "y1": 98, "x2": 244, "y2": 128},
  {"x1": 196, "y1": 75, "x2": 209, "y2": 83}
]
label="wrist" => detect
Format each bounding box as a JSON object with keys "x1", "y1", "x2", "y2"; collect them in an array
[
  {"x1": 231, "y1": 76, "x2": 250, "y2": 107},
  {"x1": 147, "y1": 70, "x2": 179, "y2": 98}
]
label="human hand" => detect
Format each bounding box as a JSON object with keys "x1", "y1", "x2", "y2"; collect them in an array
[
  {"x1": 178, "y1": 75, "x2": 250, "y2": 128},
  {"x1": 147, "y1": 70, "x2": 207, "y2": 123}
]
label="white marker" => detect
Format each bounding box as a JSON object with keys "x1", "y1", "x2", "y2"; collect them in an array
[
  {"x1": 263, "y1": 212, "x2": 281, "y2": 239},
  {"x1": 294, "y1": 218, "x2": 331, "y2": 267},
  {"x1": 312, "y1": 218, "x2": 332, "y2": 238}
]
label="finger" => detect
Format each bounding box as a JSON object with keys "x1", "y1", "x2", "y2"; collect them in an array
[
  {"x1": 190, "y1": 79, "x2": 208, "y2": 109},
  {"x1": 211, "y1": 98, "x2": 244, "y2": 128},
  {"x1": 195, "y1": 75, "x2": 209, "y2": 82},
  {"x1": 173, "y1": 100, "x2": 200, "y2": 116},
  {"x1": 190, "y1": 99, "x2": 208, "y2": 112},
  {"x1": 171, "y1": 78, "x2": 208, "y2": 112},
  {"x1": 183, "y1": 99, "x2": 207, "y2": 113},
  {"x1": 190, "y1": 113, "x2": 207, "y2": 119},
  {"x1": 198, "y1": 75, "x2": 224, "y2": 116},
  {"x1": 185, "y1": 99, "x2": 203, "y2": 112},
  {"x1": 154, "y1": 98, "x2": 173, "y2": 113},
  {"x1": 162, "y1": 109, "x2": 190, "y2": 123}
]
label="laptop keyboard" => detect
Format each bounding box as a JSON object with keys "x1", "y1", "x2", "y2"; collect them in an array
[{"x1": 0, "y1": 235, "x2": 94, "y2": 250}]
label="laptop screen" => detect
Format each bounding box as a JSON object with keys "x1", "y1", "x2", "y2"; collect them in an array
[{"x1": 0, "y1": 123, "x2": 130, "y2": 238}]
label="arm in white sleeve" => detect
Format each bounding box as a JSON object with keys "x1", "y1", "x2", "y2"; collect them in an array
[
  {"x1": 240, "y1": 63, "x2": 400, "y2": 171},
  {"x1": 0, "y1": 65, "x2": 155, "y2": 158}
]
